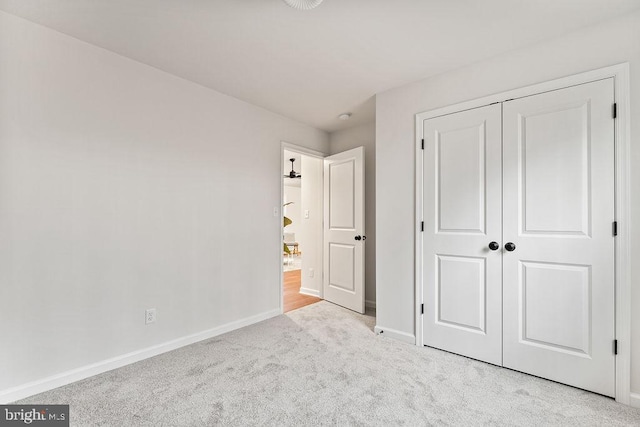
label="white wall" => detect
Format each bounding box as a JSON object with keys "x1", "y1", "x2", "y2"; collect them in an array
[
  {"x1": 329, "y1": 122, "x2": 376, "y2": 307},
  {"x1": 0, "y1": 10, "x2": 328, "y2": 397},
  {"x1": 300, "y1": 155, "x2": 323, "y2": 296},
  {"x1": 283, "y1": 184, "x2": 302, "y2": 239},
  {"x1": 376, "y1": 11, "x2": 640, "y2": 394}
]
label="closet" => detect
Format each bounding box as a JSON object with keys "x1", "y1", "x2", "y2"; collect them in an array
[{"x1": 420, "y1": 78, "x2": 615, "y2": 397}]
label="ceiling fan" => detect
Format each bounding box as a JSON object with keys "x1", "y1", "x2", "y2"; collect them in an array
[{"x1": 284, "y1": 158, "x2": 302, "y2": 179}]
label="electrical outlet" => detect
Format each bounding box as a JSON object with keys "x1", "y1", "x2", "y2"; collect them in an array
[
  {"x1": 145, "y1": 308, "x2": 156, "y2": 325},
  {"x1": 309, "y1": 268, "x2": 314, "y2": 278},
  {"x1": 273, "y1": 207, "x2": 279, "y2": 217}
]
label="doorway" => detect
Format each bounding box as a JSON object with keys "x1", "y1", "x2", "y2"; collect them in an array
[
  {"x1": 280, "y1": 143, "x2": 367, "y2": 315},
  {"x1": 282, "y1": 148, "x2": 323, "y2": 313}
]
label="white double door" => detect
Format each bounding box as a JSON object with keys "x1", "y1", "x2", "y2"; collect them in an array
[{"x1": 421, "y1": 79, "x2": 616, "y2": 396}]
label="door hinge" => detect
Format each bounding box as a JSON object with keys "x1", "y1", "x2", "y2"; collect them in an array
[
  {"x1": 421, "y1": 304, "x2": 424, "y2": 315},
  {"x1": 421, "y1": 139, "x2": 424, "y2": 150},
  {"x1": 613, "y1": 103, "x2": 617, "y2": 119},
  {"x1": 614, "y1": 339, "x2": 618, "y2": 355},
  {"x1": 613, "y1": 221, "x2": 618, "y2": 237},
  {"x1": 420, "y1": 221, "x2": 424, "y2": 232}
]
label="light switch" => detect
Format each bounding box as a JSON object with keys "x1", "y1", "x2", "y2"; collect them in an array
[
  {"x1": 273, "y1": 207, "x2": 279, "y2": 217},
  {"x1": 304, "y1": 210, "x2": 310, "y2": 219}
]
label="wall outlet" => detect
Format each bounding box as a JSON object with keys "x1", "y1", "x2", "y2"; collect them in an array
[
  {"x1": 273, "y1": 207, "x2": 279, "y2": 217},
  {"x1": 309, "y1": 268, "x2": 314, "y2": 278},
  {"x1": 145, "y1": 308, "x2": 156, "y2": 325}
]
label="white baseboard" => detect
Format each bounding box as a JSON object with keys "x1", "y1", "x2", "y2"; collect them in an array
[
  {"x1": 365, "y1": 299, "x2": 376, "y2": 309},
  {"x1": 0, "y1": 308, "x2": 281, "y2": 404},
  {"x1": 299, "y1": 287, "x2": 320, "y2": 298},
  {"x1": 630, "y1": 392, "x2": 640, "y2": 409},
  {"x1": 374, "y1": 325, "x2": 415, "y2": 345}
]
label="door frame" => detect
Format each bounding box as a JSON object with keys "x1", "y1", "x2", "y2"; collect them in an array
[
  {"x1": 414, "y1": 63, "x2": 631, "y2": 404},
  {"x1": 280, "y1": 142, "x2": 326, "y2": 314}
]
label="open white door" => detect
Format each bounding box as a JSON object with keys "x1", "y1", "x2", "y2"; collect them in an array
[{"x1": 323, "y1": 147, "x2": 365, "y2": 314}]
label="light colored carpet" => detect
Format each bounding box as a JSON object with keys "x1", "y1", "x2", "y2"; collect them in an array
[{"x1": 18, "y1": 301, "x2": 640, "y2": 426}]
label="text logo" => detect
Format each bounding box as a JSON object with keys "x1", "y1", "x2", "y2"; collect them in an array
[{"x1": 0, "y1": 405, "x2": 68, "y2": 426}]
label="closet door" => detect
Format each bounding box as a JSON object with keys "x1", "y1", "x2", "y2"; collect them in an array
[
  {"x1": 502, "y1": 79, "x2": 616, "y2": 396},
  {"x1": 422, "y1": 104, "x2": 503, "y2": 365}
]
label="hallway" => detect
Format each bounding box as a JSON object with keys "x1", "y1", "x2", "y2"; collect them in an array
[{"x1": 283, "y1": 270, "x2": 321, "y2": 313}]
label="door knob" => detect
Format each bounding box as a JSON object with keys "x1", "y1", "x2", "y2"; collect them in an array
[
  {"x1": 505, "y1": 242, "x2": 516, "y2": 252},
  {"x1": 488, "y1": 241, "x2": 500, "y2": 251},
  {"x1": 354, "y1": 235, "x2": 362, "y2": 241},
  {"x1": 362, "y1": 236, "x2": 367, "y2": 241}
]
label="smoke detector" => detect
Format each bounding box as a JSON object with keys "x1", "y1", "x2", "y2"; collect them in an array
[{"x1": 338, "y1": 113, "x2": 352, "y2": 121}]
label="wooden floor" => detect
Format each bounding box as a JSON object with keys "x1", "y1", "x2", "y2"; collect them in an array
[{"x1": 283, "y1": 269, "x2": 322, "y2": 313}]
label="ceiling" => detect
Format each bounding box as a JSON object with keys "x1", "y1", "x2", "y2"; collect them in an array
[{"x1": 1, "y1": 0, "x2": 638, "y2": 132}]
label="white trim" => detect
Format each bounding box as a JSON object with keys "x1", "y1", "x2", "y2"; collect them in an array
[
  {"x1": 415, "y1": 64, "x2": 627, "y2": 121},
  {"x1": 365, "y1": 299, "x2": 376, "y2": 309},
  {"x1": 374, "y1": 325, "x2": 416, "y2": 344},
  {"x1": 281, "y1": 142, "x2": 326, "y2": 159},
  {"x1": 415, "y1": 107, "x2": 424, "y2": 347},
  {"x1": 613, "y1": 64, "x2": 632, "y2": 406},
  {"x1": 414, "y1": 63, "x2": 631, "y2": 405},
  {"x1": 630, "y1": 393, "x2": 640, "y2": 409},
  {"x1": 299, "y1": 287, "x2": 320, "y2": 298},
  {"x1": 0, "y1": 309, "x2": 280, "y2": 404}
]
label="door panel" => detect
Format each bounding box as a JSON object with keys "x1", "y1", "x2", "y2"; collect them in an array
[
  {"x1": 437, "y1": 125, "x2": 486, "y2": 233},
  {"x1": 422, "y1": 104, "x2": 502, "y2": 365},
  {"x1": 502, "y1": 79, "x2": 615, "y2": 396},
  {"x1": 328, "y1": 243, "x2": 355, "y2": 292},
  {"x1": 518, "y1": 102, "x2": 591, "y2": 236},
  {"x1": 520, "y1": 261, "x2": 591, "y2": 355},
  {"x1": 437, "y1": 255, "x2": 486, "y2": 333},
  {"x1": 323, "y1": 147, "x2": 365, "y2": 313},
  {"x1": 328, "y1": 161, "x2": 355, "y2": 228}
]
